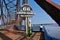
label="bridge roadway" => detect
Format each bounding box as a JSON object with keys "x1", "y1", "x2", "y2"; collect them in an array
[{"x1": 0, "y1": 25, "x2": 45, "y2": 40}]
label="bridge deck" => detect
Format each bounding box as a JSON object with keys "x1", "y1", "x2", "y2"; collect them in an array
[{"x1": 0, "y1": 29, "x2": 45, "y2": 40}]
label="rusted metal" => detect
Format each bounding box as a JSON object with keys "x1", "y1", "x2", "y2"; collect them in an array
[
  {"x1": 46, "y1": 0, "x2": 60, "y2": 10},
  {"x1": 35, "y1": 0, "x2": 60, "y2": 26}
]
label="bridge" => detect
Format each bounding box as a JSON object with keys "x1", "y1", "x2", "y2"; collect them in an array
[{"x1": 35, "y1": 0, "x2": 60, "y2": 26}]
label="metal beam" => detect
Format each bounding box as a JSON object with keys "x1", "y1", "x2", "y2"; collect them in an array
[
  {"x1": 3, "y1": 0, "x2": 9, "y2": 10},
  {"x1": 0, "y1": 0, "x2": 1, "y2": 9},
  {"x1": 22, "y1": 0, "x2": 28, "y2": 4},
  {"x1": 16, "y1": 0, "x2": 20, "y2": 12},
  {"x1": 3, "y1": 0, "x2": 11, "y2": 25},
  {"x1": 1, "y1": 0, "x2": 5, "y2": 25},
  {"x1": 35, "y1": 0, "x2": 60, "y2": 26},
  {"x1": 6, "y1": 0, "x2": 15, "y2": 5},
  {"x1": 15, "y1": 0, "x2": 22, "y2": 26}
]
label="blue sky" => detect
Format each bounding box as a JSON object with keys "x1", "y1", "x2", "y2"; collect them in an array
[
  {"x1": 52, "y1": 0, "x2": 60, "y2": 5},
  {"x1": 0, "y1": 0, "x2": 60, "y2": 24},
  {"x1": 28, "y1": 0, "x2": 60, "y2": 24}
]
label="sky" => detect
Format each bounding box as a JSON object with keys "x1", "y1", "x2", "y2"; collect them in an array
[
  {"x1": 52, "y1": 0, "x2": 60, "y2": 5},
  {"x1": 28, "y1": 0, "x2": 60, "y2": 24},
  {"x1": 0, "y1": 0, "x2": 60, "y2": 25}
]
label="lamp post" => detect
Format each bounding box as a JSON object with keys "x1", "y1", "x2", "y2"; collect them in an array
[
  {"x1": 26, "y1": 17, "x2": 28, "y2": 35},
  {"x1": 17, "y1": 4, "x2": 34, "y2": 35}
]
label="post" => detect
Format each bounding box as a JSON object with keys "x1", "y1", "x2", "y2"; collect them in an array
[
  {"x1": 26, "y1": 17, "x2": 28, "y2": 35},
  {"x1": 16, "y1": 0, "x2": 22, "y2": 26},
  {"x1": 22, "y1": 0, "x2": 28, "y2": 5}
]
